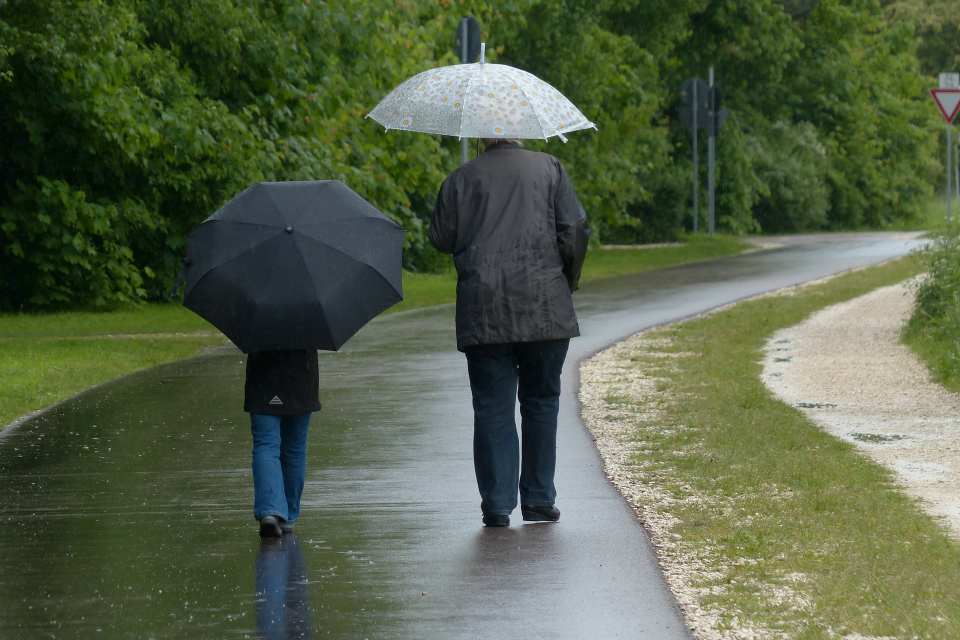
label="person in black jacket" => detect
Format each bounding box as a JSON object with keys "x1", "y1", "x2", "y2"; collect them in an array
[
  {"x1": 244, "y1": 349, "x2": 321, "y2": 537},
  {"x1": 428, "y1": 138, "x2": 590, "y2": 527}
]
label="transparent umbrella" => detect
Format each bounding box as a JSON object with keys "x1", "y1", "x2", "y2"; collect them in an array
[{"x1": 367, "y1": 44, "x2": 595, "y2": 142}]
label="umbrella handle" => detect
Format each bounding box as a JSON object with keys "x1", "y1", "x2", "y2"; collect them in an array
[{"x1": 169, "y1": 258, "x2": 188, "y2": 298}]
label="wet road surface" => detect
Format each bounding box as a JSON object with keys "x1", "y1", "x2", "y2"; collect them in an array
[{"x1": 0, "y1": 232, "x2": 922, "y2": 638}]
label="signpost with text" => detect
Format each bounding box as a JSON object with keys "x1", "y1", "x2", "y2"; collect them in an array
[{"x1": 932, "y1": 73, "x2": 960, "y2": 233}]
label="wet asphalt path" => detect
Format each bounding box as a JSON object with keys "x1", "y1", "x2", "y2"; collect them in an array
[{"x1": 0, "y1": 232, "x2": 922, "y2": 639}]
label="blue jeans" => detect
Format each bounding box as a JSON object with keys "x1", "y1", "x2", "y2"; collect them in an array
[
  {"x1": 464, "y1": 339, "x2": 569, "y2": 515},
  {"x1": 250, "y1": 413, "x2": 312, "y2": 524}
]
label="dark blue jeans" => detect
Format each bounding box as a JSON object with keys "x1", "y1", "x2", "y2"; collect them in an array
[{"x1": 464, "y1": 339, "x2": 570, "y2": 515}]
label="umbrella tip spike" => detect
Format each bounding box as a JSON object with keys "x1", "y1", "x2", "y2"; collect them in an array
[{"x1": 481, "y1": 43, "x2": 485, "y2": 64}]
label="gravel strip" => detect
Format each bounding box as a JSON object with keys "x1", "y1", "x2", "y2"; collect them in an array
[{"x1": 761, "y1": 279, "x2": 960, "y2": 538}]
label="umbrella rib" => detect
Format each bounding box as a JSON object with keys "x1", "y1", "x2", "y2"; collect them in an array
[
  {"x1": 500, "y1": 65, "x2": 552, "y2": 141},
  {"x1": 210, "y1": 219, "x2": 293, "y2": 231},
  {"x1": 187, "y1": 223, "x2": 285, "y2": 281},
  {"x1": 291, "y1": 238, "x2": 339, "y2": 350},
  {"x1": 262, "y1": 185, "x2": 296, "y2": 227},
  {"x1": 369, "y1": 67, "x2": 435, "y2": 131},
  {"x1": 296, "y1": 229, "x2": 401, "y2": 286},
  {"x1": 459, "y1": 63, "x2": 481, "y2": 141},
  {"x1": 500, "y1": 66, "x2": 596, "y2": 140},
  {"x1": 215, "y1": 214, "x2": 382, "y2": 230}
]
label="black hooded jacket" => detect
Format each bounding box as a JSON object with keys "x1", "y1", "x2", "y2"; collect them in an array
[
  {"x1": 428, "y1": 140, "x2": 590, "y2": 351},
  {"x1": 244, "y1": 349, "x2": 321, "y2": 415}
]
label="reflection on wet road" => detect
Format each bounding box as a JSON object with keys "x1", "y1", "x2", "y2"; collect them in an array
[
  {"x1": 0, "y1": 233, "x2": 922, "y2": 638},
  {"x1": 257, "y1": 536, "x2": 310, "y2": 639}
]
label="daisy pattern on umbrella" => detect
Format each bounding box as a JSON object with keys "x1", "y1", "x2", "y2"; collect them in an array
[{"x1": 367, "y1": 43, "x2": 595, "y2": 143}]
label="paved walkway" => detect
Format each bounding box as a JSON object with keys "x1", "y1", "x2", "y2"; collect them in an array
[{"x1": 0, "y1": 232, "x2": 922, "y2": 638}]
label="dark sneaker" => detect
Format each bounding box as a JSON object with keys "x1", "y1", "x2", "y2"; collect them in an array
[
  {"x1": 521, "y1": 504, "x2": 560, "y2": 522},
  {"x1": 279, "y1": 522, "x2": 295, "y2": 534},
  {"x1": 259, "y1": 515, "x2": 283, "y2": 538},
  {"x1": 482, "y1": 514, "x2": 510, "y2": 527}
]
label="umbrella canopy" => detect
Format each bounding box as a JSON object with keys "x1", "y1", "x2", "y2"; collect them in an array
[
  {"x1": 182, "y1": 180, "x2": 404, "y2": 353},
  {"x1": 367, "y1": 46, "x2": 595, "y2": 142}
]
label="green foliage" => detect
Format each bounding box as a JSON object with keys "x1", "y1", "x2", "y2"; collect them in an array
[
  {"x1": 904, "y1": 236, "x2": 960, "y2": 389},
  {"x1": 1, "y1": 177, "x2": 157, "y2": 306},
  {"x1": 0, "y1": 0, "x2": 945, "y2": 308},
  {"x1": 885, "y1": 0, "x2": 960, "y2": 75},
  {"x1": 749, "y1": 121, "x2": 830, "y2": 232},
  {"x1": 785, "y1": 0, "x2": 938, "y2": 229}
]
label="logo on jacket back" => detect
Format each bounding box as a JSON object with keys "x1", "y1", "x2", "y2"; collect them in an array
[{"x1": 269, "y1": 396, "x2": 283, "y2": 405}]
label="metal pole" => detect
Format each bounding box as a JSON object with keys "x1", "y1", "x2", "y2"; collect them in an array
[
  {"x1": 949, "y1": 122, "x2": 953, "y2": 235},
  {"x1": 955, "y1": 141, "x2": 959, "y2": 200},
  {"x1": 692, "y1": 82, "x2": 698, "y2": 233},
  {"x1": 460, "y1": 24, "x2": 469, "y2": 165},
  {"x1": 708, "y1": 67, "x2": 715, "y2": 237}
]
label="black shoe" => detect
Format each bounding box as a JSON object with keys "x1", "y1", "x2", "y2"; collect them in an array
[
  {"x1": 482, "y1": 514, "x2": 510, "y2": 527},
  {"x1": 521, "y1": 504, "x2": 560, "y2": 522},
  {"x1": 279, "y1": 522, "x2": 294, "y2": 534},
  {"x1": 259, "y1": 515, "x2": 283, "y2": 538}
]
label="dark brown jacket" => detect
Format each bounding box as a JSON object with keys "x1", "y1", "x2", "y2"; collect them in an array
[{"x1": 428, "y1": 140, "x2": 590, "y2": 351}]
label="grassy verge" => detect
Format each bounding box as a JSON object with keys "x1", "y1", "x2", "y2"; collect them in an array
[
  {"x1": 1, "y1": 234, "x2": 752, "y2": 428},
  {"x1": 0, "y1": 304, "x2": 227, "y2": 428},
  {"x1": 590, "y1": 256, "x2": 960, "y2": 638}
]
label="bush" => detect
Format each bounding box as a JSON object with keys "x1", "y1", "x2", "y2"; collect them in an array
[
  {"x1": 750, "y1": 121, "x2": 830, "y2": 233},
  {"x1": 904, "y1": 237, "x2": 960, "y2": 386}
]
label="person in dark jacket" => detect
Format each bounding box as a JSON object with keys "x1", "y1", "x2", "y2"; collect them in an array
[
  {"x1": 244, "y1": 349, "x2": 321, "y2": 537},
  {"x1": 428, "y1": 138, "x2": 590, "y2": 527}
]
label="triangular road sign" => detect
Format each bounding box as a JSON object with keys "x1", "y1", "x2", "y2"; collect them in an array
[{"x1": 932, "y1": 88, "x2": 960, "y2": 123}]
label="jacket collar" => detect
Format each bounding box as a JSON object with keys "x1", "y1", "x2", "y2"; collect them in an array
[{"x1": 484, "y1": 139, "x2": 524, "y2": 152}]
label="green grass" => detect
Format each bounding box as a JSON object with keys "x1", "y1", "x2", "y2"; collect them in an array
[
  {"x1": 0, "y1": 336, "x2": 226, "y2": 427},
  {"x1": 1, "y1": 234, "x2": 751, "y2": 428},
  {"x1": 582, "y1": 233, "x2": 750, "y2": 280},
  {"x1": 0, "y1": 303, "x2": 216, "y2": 339},
  {"x1": 883, "y1": 197, "x2": 953, "y2": 234},
  {"x1": 599, "y1": 255, "x2": 960, "y2": 638}
]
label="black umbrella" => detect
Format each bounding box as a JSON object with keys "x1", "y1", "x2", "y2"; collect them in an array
[{"x1": 178, "y1": 180, "x2": 404, "y2": 353}]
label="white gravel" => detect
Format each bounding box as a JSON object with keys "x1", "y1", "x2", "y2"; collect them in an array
[{"x1": 761, "y1": 279, "x2": 960, "y2": 538}]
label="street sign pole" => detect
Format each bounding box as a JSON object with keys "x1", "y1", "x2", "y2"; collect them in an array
[
  {"x1": 955, "y1": 141, "x2": 959, "y2": 199},
  {"x1": 708, "y1": 67, "x2": 715, "y2": 237},
  {"x1": 681, "y1": 77, "x2": 713, "y2": 234},
  {"x1": 461, "y1": 32, "x2": 468, "y2": 165},
  {"x1": 692, "y1": 82, "x2": 698, "y2": 233},
  {"x1": 933, "y1": 74, "x2": 960, "y2": 234},
  {"x1": 456, "y1": 16, "x2": 481, "y2": 165}
]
